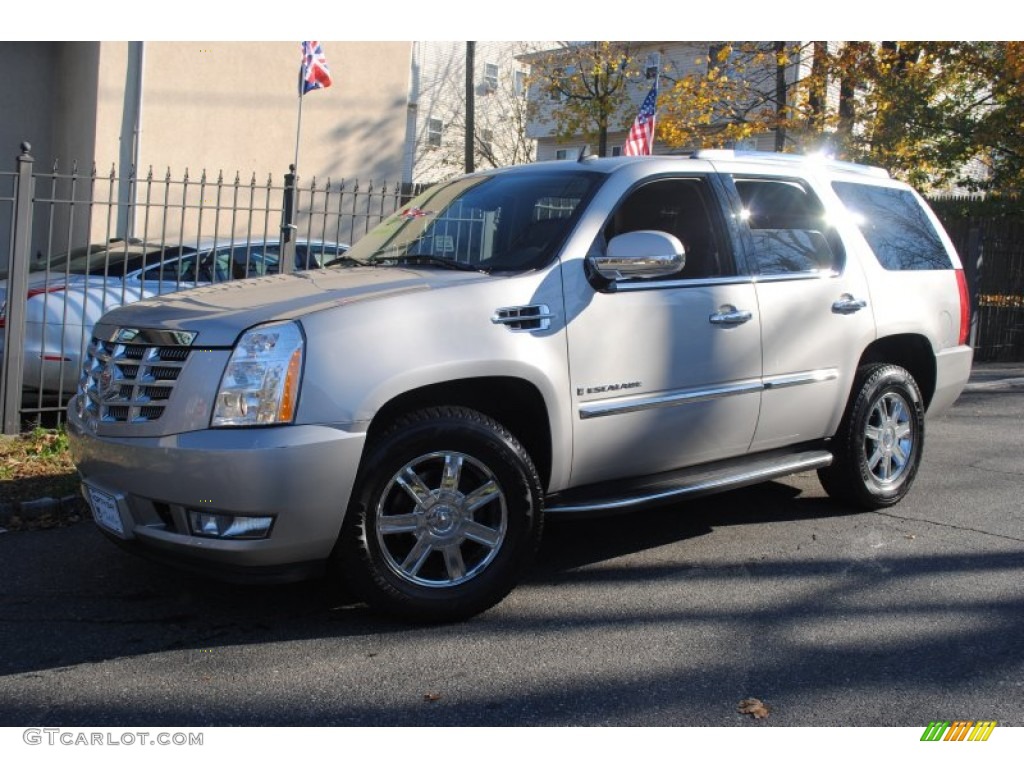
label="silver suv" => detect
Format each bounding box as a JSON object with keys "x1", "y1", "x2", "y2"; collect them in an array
[{"x1": 68, "y1": 151, "x2": 973, "y2": 621}]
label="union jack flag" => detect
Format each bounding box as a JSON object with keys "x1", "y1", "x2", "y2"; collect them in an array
[
  {"x1": 623, "y1": 82, "x2": 658, "y2": 156},
  {"x1": 300, "y1": 41, "x2": 332, "y2": 96}
]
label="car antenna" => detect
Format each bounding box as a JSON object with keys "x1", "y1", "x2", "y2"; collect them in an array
[{"x1": 577, "y1": 145, "x2": 594, "y2": 162}]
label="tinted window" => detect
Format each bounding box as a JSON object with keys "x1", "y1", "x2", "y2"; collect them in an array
[
  {"x1": 597, "y1": 178, "x2": 727, "y2": 279},
  {"x1": 735, "y1": 178, "x2": 841, "y2": 274},
  {"x1": 832, "y1": 182, "x2": 952, "y2": 270}
]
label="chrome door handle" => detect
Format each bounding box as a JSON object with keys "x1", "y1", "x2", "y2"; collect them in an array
[
  {"x1": 709, "y1": 306, "x2": 753, "y2": 326},
  {"x1": 832, "y1": 294, "x2": 867, "y2": 314}
]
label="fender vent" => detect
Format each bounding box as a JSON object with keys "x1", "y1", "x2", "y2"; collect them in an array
[{"x1": 491, "y1": 304, "x2": 554, "y2": 332}]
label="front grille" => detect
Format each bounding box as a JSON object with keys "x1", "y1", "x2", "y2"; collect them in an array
[{"x1": 77, "y1": 336, "x2": 193, "y2": 426}]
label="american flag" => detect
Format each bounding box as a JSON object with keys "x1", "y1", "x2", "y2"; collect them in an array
[
  {"x1": 623, "y1": 83, "x2": 658, "y2": 156},
  {"x1": 300, "y1": 41, "x2": 332, "y2": 96}
]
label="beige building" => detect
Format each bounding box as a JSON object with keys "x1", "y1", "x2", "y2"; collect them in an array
[
  {"x1": 0, "y1": 41, "x2": 412, "y2": 184},
  {"x1": 0, "y1": 41, "x2": 414, "y2": 268}
]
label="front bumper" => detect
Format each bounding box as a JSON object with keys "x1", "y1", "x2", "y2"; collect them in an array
[{"x1": 67, "y1": 403, "x2": 367, "y2": 581}]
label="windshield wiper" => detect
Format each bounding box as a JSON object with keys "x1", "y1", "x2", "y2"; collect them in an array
[{"x1": 387, "y1": 255, "x2": 485, "y2": 272}]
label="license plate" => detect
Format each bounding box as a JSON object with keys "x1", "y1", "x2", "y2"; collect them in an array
[{"x1": 85, "y1": 485, "x2": 126, "y2": 537}]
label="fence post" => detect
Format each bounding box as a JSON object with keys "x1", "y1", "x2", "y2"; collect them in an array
[
  {"x1": 280, "y1": 164, "x2": 297, "y2": 274},
  {"x1": 1, "y1": 143, "x2": 34, "y2": 435}
]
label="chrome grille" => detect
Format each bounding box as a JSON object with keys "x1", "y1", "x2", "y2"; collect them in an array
[{"x1": 77, "y1": 336, "x2": 192, "y2": 427}]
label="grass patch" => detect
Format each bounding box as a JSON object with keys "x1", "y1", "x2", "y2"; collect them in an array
[{"x1": 1, "y1": 428, "x2": 82, "y2": 524}]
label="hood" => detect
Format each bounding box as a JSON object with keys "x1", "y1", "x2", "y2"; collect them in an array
[{"x1": 93, "y1": 266, "x2": 492, "y2": 346}]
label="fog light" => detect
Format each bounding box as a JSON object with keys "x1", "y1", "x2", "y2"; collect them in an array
[{"x1": 188, "y1": 510, "x2": 274, "y2": 539}]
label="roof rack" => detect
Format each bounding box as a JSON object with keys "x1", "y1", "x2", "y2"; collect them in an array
[{"x1": 691, "y1": 149, "x2": 890, "y2": 179}]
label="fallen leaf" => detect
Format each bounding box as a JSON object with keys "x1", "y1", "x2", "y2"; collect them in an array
[
  {"x1": 423, "y1": 692, "x2": 442, "y2": 702},
  {"x1": 738, "y1": 697, "x2": 770, "y2": 719},
  {"x1": 904, "y1": 534, "x2": 916, "y2": 540}
]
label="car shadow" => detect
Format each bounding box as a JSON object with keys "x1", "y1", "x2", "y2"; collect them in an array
[{"x1": 0, "y1": 477, "x2": 858, "y2": 677}]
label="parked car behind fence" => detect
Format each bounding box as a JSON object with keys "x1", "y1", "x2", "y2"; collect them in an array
[{"x1": 0, "y1": 237, "x2": 347, "y2": 395}]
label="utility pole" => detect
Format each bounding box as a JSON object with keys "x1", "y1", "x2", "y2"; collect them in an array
[{"x1": 465, "y1": 41, "x2": 475, "y2": 174}]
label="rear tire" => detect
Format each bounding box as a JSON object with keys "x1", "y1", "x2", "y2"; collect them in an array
[
  {"x1": 337, "y1": 406, "x2": 543, "y2": 622},
  {"x1": 818, "y1": 364, "x2": 925, "y2": 510}
]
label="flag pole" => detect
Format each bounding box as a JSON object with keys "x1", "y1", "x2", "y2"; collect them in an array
[{"x1": 294, "y1": 90, "x2": 304, "y2": 173}]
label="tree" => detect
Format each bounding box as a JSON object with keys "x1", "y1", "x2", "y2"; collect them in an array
[
  {"x1": 412, "y1": 42, "x2": 537, "y2": 183},
  {"x1": 658, "y1": 41, "x2": 801, "y2": 150},
  {"x1": 657, "y1": 41, "x2": 1024, "y2": 194},
  {"x1": 526, "y1": 41, "x2": 644, "y2": 157}
]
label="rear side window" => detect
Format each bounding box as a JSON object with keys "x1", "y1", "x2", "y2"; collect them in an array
[
  {"x1": 734, "y1": 178, "x2": 841, "y2": 275},
  {"x1": 832, "y1": 182, "x2": 953, "y2": 270}
]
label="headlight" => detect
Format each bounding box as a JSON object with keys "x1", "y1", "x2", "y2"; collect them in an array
[{"x1": 211, "y1": 320, "x2": 304, "y2": 427}]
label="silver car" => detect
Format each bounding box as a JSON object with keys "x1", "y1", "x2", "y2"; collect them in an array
[
  {"x1": 68, "y1": 152, "x2": 973, "y2": 621},
  {"x1": 1, "y1": 238, "x2": 348, "y2": 394}
]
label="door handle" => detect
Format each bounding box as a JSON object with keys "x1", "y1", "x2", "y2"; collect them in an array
[
  {"x1": 709, "y1": 306, "x2": 753, "y2": 326},
  {"x1": 832, "y1": 294, "x2": 868, "y2": 314}
]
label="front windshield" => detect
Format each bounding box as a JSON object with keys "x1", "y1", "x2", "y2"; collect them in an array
[{"x1": 344, "y1": 170, "x2": 603, "y2": 272}]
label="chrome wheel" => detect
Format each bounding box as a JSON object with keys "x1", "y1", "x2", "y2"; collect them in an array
[
  {"x1": 862, "y1": 392, "x2": 915, "y2": 484},
  {"x1": 818, "y1": 364, "x2": 925, "y2": 510},
  {"x1": 375, "y1": 451, "x2": 508, "y2": 588}
]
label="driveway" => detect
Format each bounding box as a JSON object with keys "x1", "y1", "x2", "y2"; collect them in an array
[{"x1": 0, "y1": 367, "x2": 1021, "y2": 727}]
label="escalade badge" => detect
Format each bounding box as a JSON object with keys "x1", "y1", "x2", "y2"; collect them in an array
[{"x1": 577, "y1": 381, "x2": 642, "y2": 396}]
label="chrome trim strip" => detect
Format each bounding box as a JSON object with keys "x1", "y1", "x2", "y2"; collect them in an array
[
  {"x1": 763, "y1": 368, "x2": 839, "y2": 390},
  {"x1": 615, "y1": 275, "x2": 755, "y2": 292},
  {"x1": 547, "y1": 451, "x2": 834, "y2": 514},
  {"x1": 752, "y1": 270, "x2": 839, "y2": 283},
  {"x1": 579, "y1": 368, "x2": 840, "y2": 419},
  {"x1": 579, "y1": 378, "x2": 763, "y2": 419}
]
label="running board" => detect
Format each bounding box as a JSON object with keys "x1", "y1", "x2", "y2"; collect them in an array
[{"x1": 545, "y1": 449, "x2": 833, "y2": 516}]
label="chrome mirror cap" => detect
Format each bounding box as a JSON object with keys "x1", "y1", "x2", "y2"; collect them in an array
[{"x1": 589, "y1": 230, "x2": 685, "y2": 281}]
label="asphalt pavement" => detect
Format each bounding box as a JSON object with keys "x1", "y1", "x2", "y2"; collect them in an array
[{"x1": 0, "y1": 364, "x2": 1021, "y2": 727}]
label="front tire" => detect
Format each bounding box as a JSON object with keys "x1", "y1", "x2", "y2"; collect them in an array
[
  {"x1": 818, "y1": 364, "x2": 925, "y2": 510},
  {"x1": 338, "y1": 406, "x2": 543, "y2": 622}
]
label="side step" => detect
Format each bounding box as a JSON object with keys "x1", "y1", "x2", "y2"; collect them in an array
[{"x1": 545, "y1": 448, "x2": 833, "y2": 516}]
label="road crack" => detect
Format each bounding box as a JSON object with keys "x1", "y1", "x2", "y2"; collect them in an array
[{"x1": 874, "y1": 510, "x2": 1024, "y2": 544}]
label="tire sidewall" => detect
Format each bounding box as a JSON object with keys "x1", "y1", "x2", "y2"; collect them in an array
[
  {"x1": 342, "y1": 408, "x2": 542, "y2": 621},
  {"x1": 849, "y1": 367, "x2": 925, "y2": 504}
]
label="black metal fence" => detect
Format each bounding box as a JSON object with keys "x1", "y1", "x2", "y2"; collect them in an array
[
  {"x1": 938, "y1": 215, "x2": 1024, "y2": 362},
  {"x1": 1, "y1": 143, "x2": 423, "y2": 433}
]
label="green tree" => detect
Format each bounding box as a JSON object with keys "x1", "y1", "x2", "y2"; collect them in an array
[{"x1": 527, "y1": 41, "x2": 643, "y2": 157}]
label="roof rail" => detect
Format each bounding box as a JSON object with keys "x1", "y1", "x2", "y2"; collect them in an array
[{"x1": 691, "y1": 149, "x2": 890, "y2": 179}]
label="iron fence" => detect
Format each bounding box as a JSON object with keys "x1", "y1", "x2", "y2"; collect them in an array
[
  {"x1": 0, "y1": 143, "x2": 423, "y2": 433},
  {"x1": 941, "y1": 216, "x2": 1024, "y2": 362}
]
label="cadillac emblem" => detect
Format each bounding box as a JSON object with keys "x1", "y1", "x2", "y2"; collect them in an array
[{"x1": 98, "y1": 361, "x2": 120, "y2": 401}]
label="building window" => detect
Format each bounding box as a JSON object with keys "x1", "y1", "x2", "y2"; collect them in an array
[
  {"x1": 514, "y1": 70, "x2": 527, "y2": 97},
  {"x1": 644, "y1": 52, "x2": 661, "y2": 80},
  {"x1": 555, "y1": 148, "x2": 573, "y2": 160},
  {"x1": 483, "y1": 63, "x2": 499, "y2": 92},
  {"x1": 549, "y1": 65, "x2": 575, "y2": 102},
  {"x1": 479, "y1": 128, "x2": 493, "y2": 156},
  {"x1": 427, "y1": 118, "x2": 443, "y2": 148},
  {"x1": 608, "y1": 146, "x2": 622, "y2": 157}
]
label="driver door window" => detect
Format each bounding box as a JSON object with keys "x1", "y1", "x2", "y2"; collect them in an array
[{"x1": 595, "y1": 178, "x2": 729, "y2": 280}]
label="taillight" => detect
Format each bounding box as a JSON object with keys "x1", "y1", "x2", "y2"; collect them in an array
[
  {"x1": 955, "y1": 268, "x2": 970, "y2": 346},
  {"x1": 27, "y1": 285, "x2": 67, "y2": 299},
  {"x1": 0, "y1": 285, "x2": 66, "y2": 328}
]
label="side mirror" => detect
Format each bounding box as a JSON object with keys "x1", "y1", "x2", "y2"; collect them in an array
[{"x1": 589, "y1": 230, "x2": 685, "y2": 281}]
